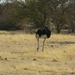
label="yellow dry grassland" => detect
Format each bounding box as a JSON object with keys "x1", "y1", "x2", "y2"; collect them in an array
[{"x1": 0, "y1": 31, "x2": 75, "y2": 75}]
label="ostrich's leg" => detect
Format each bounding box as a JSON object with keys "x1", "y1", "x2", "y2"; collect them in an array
[
  {"x1": 42, "y1": 38, "x2": 46, "y2": 51},
  {"x1": 37, "y1": 38, "x2": 39, "y2": 51}
]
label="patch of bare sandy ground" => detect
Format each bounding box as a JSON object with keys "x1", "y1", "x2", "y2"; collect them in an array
[{"x1": 0, "y1": 31, "x2": 75, "y2": 75}]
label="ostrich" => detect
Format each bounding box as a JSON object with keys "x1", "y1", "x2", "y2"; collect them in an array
[{"x1": 36, "y1": 26, "x2": 51, "y2": 51}]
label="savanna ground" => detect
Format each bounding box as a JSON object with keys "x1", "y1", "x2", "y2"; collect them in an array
[{"x1": 0, "y1": 31, "x2": 75, "y2": 75}]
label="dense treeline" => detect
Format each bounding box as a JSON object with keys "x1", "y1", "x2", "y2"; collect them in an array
[{"x1": 0, "y1": 0, "x2": 75, "y2": 33}]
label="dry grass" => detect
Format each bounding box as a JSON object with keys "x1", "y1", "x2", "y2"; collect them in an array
[{"x1": 0, "y1": 31, "x2": 75, "y2": 75}]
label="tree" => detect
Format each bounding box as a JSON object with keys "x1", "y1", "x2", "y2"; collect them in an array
[
  {"x1": 66, "y1": 0, "x2": 75, "y2": 33},
  {"x1": 50, "y1": 0, "x2": 74, "y2": 33},
  {"x1": 0, "y1": 1, "x2": 22, "y2": 30},
  {"x1": 25, "y1": 0, "x2": 51, "y2": 28}
]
